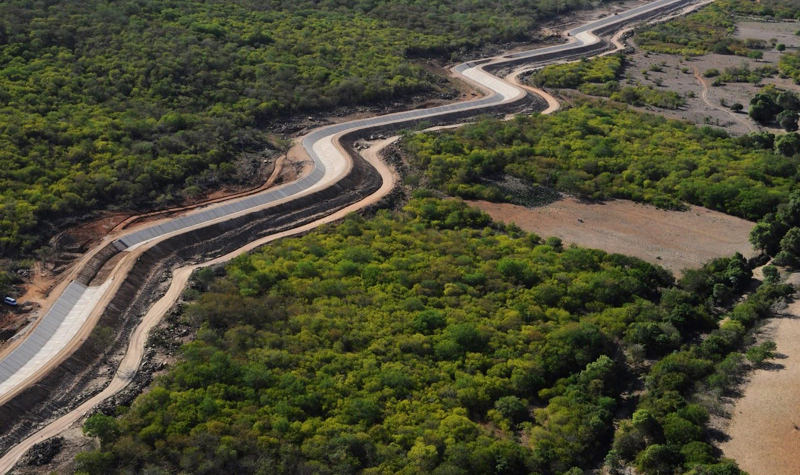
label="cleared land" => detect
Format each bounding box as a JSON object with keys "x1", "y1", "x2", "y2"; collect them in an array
[
  {"x1": 626, "y1": 16, "x2": 800, "y2": 473},
  {"x1": 544, "y1": 16, "x2": 800, "y2": 135},
  {"x1": 623, "y1": 18, "x2": 800, "y2": 134},
  {"x1": 469, "y1": 197, "x2": 755, "y2": 275},
  {"x1": 720, "y1": 295, "x2": 800, "y2": 475}
]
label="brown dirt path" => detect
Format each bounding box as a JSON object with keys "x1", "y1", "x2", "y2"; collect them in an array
[
  {"x1": 719, "y1": 297, "x2": 800, "y2": 475},
  {"x1": 506, "y1": 70, "x2": 561, "y2": 115},
  {"x1": 470, "y1": 197, "x2": 755, "y2": 275},
  {"x1": 692, "y1": 66, "x2": 758, "y2": 133},
  {"x1": 0, "y1": 138, "x2": 399, "y2": 474}
]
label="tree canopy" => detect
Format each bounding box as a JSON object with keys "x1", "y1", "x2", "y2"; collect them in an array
[
  {"x1": 77, "y1": 198, "x2": 785, "y2": 474},
  {"x1": 0, "y1": 0, "x2": 619, "y2": 257},
  {"x1": 402, "y1": 103, "x2": 797, "y2": 220}
]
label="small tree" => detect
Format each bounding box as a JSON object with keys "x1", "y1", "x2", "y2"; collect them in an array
[
  {"x1": 775, "y1": 132, "x2": 800, "y2": 156},
  {"x1": 775, "y1": 227, "x2": 800, "y2": 267},
  {"x1": 637, "y1": 444, "x2": 681, "y2": 475},
  {"x1": 494, "y1": 395, "x2": 529, "y2": 424},
  {"x1": 746, "y1": 341, "x2": 777, "y2": 365},
  {"x1": 781, "y1": 227, "x2": 800, "y2": 255},
  {"x1": 749, "y1": 96, "x2": 779, "y2": 124},
  {"x1": 681, "y1": 441, "x2": 715, "y2": 467},
  {"x1": 778, "y1": 110, "x2": 799, "y2": 131},
  {"x1": 762, "y1": 265, "x2": 780, "y2": 284},
  {"x1": 545, "y1": 236, "x2": 563, "y2": 252},
  {"x1": 83, "y1": 413, "x2": 120, "y2": 446},
  {"x1": 777, "y1": 91, "x2": 800, "y2": 111}
]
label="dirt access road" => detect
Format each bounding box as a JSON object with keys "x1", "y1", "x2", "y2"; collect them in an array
[
  {"x1": 0, "y1": 0, "x2": 700, "y2": 470},
  {"x1": 0, "y1": 139, "x2": 399, "y2": 474}
]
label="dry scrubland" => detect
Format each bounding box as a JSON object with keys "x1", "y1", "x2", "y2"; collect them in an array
[
  {"x1": 5, "y1": 2, "x2": 800, "y2": 474},
  {"x1": 624, "y1": 19, "x2": 800, "y2": 134}
]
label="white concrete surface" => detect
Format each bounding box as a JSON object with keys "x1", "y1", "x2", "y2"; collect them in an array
[{"x1": 0, "y1": 280, "x2": 112, "y2": 396}]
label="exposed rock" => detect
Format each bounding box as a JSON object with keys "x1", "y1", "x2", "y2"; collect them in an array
[{"x1": 22, "y1": 437, "x2": 63, "y2": 467}]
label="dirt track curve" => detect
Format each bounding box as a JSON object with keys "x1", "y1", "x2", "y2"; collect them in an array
[
  {"x1": 692, "y1": 65, "x2": 757, "y2": 133},
  {"x1": 0, "y1": 0, "x2": 699, "y2": 470},
  {"x1": 0, "y1": 141, "x2": 399, "y2": 474}
]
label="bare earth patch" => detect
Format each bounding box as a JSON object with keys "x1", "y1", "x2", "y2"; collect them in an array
[
  {"x1": 624, "y1": 43, "x2": 800, "y2": 134},
  {"x1": 469, "y1": 197, "x2": 754, "y2": 275},
  {"x1": 558, "y1": 18, "x2": 800, "y2": 136},
  {"x1": 719, "y1": 296, "x2": 800, "y2": 475}
]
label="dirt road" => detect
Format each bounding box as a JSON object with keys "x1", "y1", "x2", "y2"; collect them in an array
[
  {"x1": 720, "y1": 297, "x2": 800, "y2": 475},
  {"x1": 692, "y1": 66, "x2": 758, "y2": 133},
  {"x1": 0, "y1": 138, "x2": 398, "y2": 474}
]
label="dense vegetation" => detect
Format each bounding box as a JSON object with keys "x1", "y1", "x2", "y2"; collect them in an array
[
  {"x1": 0, "y1": 0, "x2": 616, "y2": 257},
  {"x1": 610, "y1": 280, "x2": 791, "y2": 474},
  {"x1": 529, "y1": 55, "x2": 624, "y2": 89},
  {"x1": 77, "y1": 197, "x2": 784, "y2": 474},
  {"x1": 779, "y1": 50, "x2": 800, "y2": 83},
  {"x1": 748, "y1": 86, "x2": 800, "y2": 131},
  {"x1": 751, "y1": 189, "x2": 800, "y2": 267},
  {"x1": 402, "y1": 103, "x2": 798, "y2": 219},
  {"x1": 528, "y1": 55, "x2": 685, "y2": 109},
  {"x1": 635, "y1": 0, "x2": 799, "y2": 56}
]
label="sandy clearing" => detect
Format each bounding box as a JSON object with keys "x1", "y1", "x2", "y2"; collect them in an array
[
  {"x1": 735, "y1": 20, "x2": 800, "y2": 47},
  {"x1": 469, "y1": 197, "x2": 755, "y2": 274},
  {"x1": 720, "y1": 298, "x2": 800, "y2": 475}
]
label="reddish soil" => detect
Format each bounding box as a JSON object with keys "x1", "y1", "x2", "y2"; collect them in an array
[
  {"x1": 17, "y1": 264, "x2": 55, "y2": 307},
  {"x1": 469, "y1": 197, "x2": 755, "y2": 275},
  {"x1": 1, "y1": 154, "x2": 290, "y2": 342}
]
